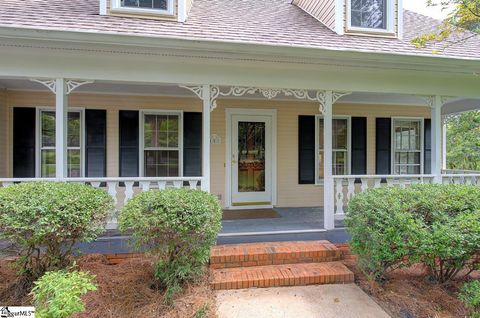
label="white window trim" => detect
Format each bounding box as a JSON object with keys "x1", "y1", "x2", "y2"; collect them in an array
[
  {"x1": 315, "y1": 115, "x2": 352, "y2": 184},
  {"x1": 346, "y1": 0, "x2": 395, "y2": 34},
  {"x1": 111, "y1": 0, "x2": 175, "y2": 16},
  {"x1": 35, "y1": 107, "x2": 85, "y2": 178},
  {"x1": 139, "y1": 110, "x2": 183, "y2": 177},
  {"x1": 391, "y1": 117, "x2": 424, "y2": 175}
]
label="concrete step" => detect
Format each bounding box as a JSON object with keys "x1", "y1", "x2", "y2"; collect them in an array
[
  {"x1": 210, "y1": 240, "x2": 342, "y2": 269},
  {"x1": 211, "y1": 261, "x2": 354, "y2": 290}
]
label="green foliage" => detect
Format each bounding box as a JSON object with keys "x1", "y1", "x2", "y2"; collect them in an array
[
  {"x1": 447, "y1": 110, "x2": 480, "y2": 171},
  {"x1": 412, "y1": 0, "x2": 480, "y2": 49},
  {"x1": 346, "y1": 184, "x2": 480, "y2": 283},
  {"x1": 459, "y1": 280, "x2": 480, "y2": 318},
  {"x1": 118, "y1": 189, "x2": 222, "y2": 301},
  {"x1": 31, "y1": 269, "x2": 97, "y2": 318},
  {"x1": 0, "y1": 182, "x2": 114, "y2": 281}
]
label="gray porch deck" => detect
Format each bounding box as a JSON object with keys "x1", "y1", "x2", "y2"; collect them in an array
[{"x1": 72, "y1": 207, "x2": 349, "y2": 254}]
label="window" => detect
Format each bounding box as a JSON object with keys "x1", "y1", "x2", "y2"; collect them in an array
[
  {"x1": 392, "y1": 119, "x2": 423, "y2": 175},
  {"x1": 39, "y1": 110, "x2": 83, "y2": 178},
  {"x1": 317, "y1": 117, "x2": 350, "y2": 181},
  {"x1": 142, "y1": 112, "x2": 182, "y2": 177},
  {"x1": 121, "y1": 0, "x2": 167, "y2": 10},
  {"x1": 112, "y1": 0, "x2": 174, "y2": 15},
  {"x1": 348, "y1": 0, "x2": 395, "y2": 32}
]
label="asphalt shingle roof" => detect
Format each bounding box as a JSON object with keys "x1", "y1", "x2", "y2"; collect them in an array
[{"x1": 0, "y1": 0, "x2": 479, "y2": 60}]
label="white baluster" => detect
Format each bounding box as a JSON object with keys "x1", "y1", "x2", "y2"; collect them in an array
[
  {"x1": 347, "y1": 178, "x2": 355, "y2": 200},
  {"x1": 360, "y1": 178, "x2": 369, "y2": 192},
  {"x1": 2, "y1": 182, "x2": 13, "y2": 187},
  {"x1": 157, "y1": 181, "x2": 167, "y2": 190},
  {"x1": 173, "y1": 180, "x2": 183, "y2": 189},
  {"x1": 140, "y1": 181, "x2": 150, "y2": 191},
  {"x1": 107, "y1": 181, "x2": 118, "y2": 205},
  {"x1": 91, "y1": 181, "x2": 101, "y2": 188},
  {"x1": 399, "y1": 178, "x2": 406, "y2": 188},
  {"x1": 465, "y1": 177, "x2": 473, "y2": 185},
  {"x1": 335, "y1": 179, "x2": 344, "y2": 215},
  {"x1": 188, "y1": 180, "x2": 198, "y2": 189},
  {"x1": 124, "y1": 181, "x2": 135, "y2": 205},
  {"x1": 373, "y1": 178, "x2": 382, "y2": 188},
  {"x1": 386, "y1": 178, "x2": 395, "y2": 187}
]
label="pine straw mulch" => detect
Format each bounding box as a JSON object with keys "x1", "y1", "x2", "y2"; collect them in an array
[
  {"x1": 343, "y1": 258, "x2": 476, "y2": 318},
  {"x1": 0, "y1": 254, "x2": 216, "y2": 318}
]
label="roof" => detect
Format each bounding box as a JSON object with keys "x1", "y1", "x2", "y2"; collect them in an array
[{"x1": 0, "y1": 0, "x2": 479, "y2": 60}]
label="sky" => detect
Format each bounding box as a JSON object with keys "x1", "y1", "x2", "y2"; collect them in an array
[{"x1": 403, "y1": 0, "x2": 452, "y2": 20}]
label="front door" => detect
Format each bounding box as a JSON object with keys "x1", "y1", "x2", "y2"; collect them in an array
[{"x1": 230, "y1": 114, "x2": 273, "y2": 206}]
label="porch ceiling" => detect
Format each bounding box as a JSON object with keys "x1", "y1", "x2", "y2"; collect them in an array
[{"x1": 0, "y1": 78, "x2": 478, "y2": 115}]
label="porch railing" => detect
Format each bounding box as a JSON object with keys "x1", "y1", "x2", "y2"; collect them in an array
[
  {"x1": 333, "y1": 175, "x2": 436, "y2": 218},
  {"x1": 333, "y1": 172, "x2": 480, "y2": 218},
  {"x1": 0, "y1": 177, "x2": 205, "y2": 207}
]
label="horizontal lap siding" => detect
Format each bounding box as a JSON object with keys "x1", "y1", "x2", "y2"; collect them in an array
[
  {"x1": 293, "y1": 0, "x2": 336, "y2": 31},
  {"x1": 4, "y1": 91, "x2": 430, "y2": 208},
  {"x1": 0, "y1": 90, "x2": 7, "y2": 177}
]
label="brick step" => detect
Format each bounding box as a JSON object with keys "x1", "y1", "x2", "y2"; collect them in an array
[
  {"x1": 211, "y1": 261, "x2": 354, "y2": 290},
  {"x1": 210, "y1": 240, "x2": 342, "y2": 269}
]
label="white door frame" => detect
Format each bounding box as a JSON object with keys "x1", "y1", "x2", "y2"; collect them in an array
[{"x1": 225, "y1": 108, "x2": 277, "y2": 209}]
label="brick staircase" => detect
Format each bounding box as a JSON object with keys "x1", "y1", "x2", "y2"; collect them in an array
[{"x1": 210, "y1": 240, "x2": 354, "y2": 290}]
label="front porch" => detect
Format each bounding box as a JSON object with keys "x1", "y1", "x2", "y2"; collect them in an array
[{"x1": 0, "y1": 77, "x2": 479, "y2": 238}]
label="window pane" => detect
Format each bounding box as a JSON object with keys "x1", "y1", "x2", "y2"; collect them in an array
[
  {"x1": 238, "y1": 122, "x2": 266, "y2": 192},
  {"x1": 144, "y1": 150, "x2": 179, "y2": 177},
  {"x1": 393, "y1": 119, "x2": 422, "y2": 175},
  {"x1": 144, "y1": 114, "x2": 179, "y2": 149},
  {"x1": 144, "y1": 115, "x2": 156, "y2": 148},
  {"x1": 67, "y1": 149, "x2": 81, "y2": 177},
  {"x1": 351, "y1": 0, "x2": 386, "y2": 29},
  {"x1": 68, "y1": 112, "x2": 81, "y2": 147},
  {"x1": 41, "y1": 111, "x2": 56, "y2": 147},
  {"x1": 318, "y1": 118, "x2": 349, "y2": 180},
  {"x1": 41, "y1": 149, "x2": 56, "y2": 177},
  {"x1": 333, "y1": 119, "x2": 348, "y2": 149},
  {"x1": 121, "y1": 0, "x2": 167, "y2": 9}
]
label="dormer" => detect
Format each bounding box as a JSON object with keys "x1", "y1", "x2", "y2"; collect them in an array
[
  {"x1": 99, "y1": 0, "x2": 194, "y2": 22},
  {"x1": 292, "y1": 0, "x2": 403, "y2": 38}
]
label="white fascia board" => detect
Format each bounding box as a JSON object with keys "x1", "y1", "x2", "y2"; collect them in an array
[
  {"x1": 99, "y1": 0, "x2": 107, "y2": 15},
  {"x1": 0, "y1": 26, "x2": 479, "y2": 70}
]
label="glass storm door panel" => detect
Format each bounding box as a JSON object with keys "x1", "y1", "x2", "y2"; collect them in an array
[{"x1": 231, "y1": 115, "x2": 272, "y2": 206}]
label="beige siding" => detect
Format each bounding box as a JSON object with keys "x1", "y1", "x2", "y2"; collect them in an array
[
  {"x1": 0, "y1": 90, "x2": 7, "y2": 177},
  {"x1": 293, "y1": 0, "x2": 336, "y2": 31},
  {"x1": 2, "y1": 90, "x2": 430, "y2": 207}
]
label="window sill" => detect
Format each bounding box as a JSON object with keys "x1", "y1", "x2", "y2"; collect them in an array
[
  {"x1": 345, "y1": 28, "x2": 397, "y2": 38},
  {"x1": 110, "y1": 6, "x2": 174, "y2": 17}
]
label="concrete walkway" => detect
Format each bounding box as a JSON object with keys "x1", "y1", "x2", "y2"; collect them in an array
[{"x1": 216, "y1": 284, "x2": 390, "y2": 318}]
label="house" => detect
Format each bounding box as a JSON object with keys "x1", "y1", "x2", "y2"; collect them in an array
[{"x1": 0, "y1": 0, "x2": 479, "y2": 237}]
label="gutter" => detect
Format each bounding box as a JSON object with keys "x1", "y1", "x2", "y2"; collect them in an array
[{"x1": 0, "y1": 25, "x2": 479, "y2": 73}]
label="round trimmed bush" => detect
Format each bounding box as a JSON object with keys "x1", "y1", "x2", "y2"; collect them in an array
[
  {"x1": 346, "y1": 184, "x2": 480, "y2": 283},
  {"x1": 118, "y1": 188, "x2": 222, "y2": 300},
  {"x1": 0, "y1": 182, "x2": 114, "y2": 281}
]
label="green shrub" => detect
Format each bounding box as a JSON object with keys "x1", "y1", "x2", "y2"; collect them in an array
[
  {"x1": 118, "y1": 189, "x2": 222, "y2": 301},
  {"x1": 0, "y1": 182, "x2": 114, "y2": 281},
  {"x1": 346, "y1": 184, "x2": 480, "y2": 283},
  {"x1": 459, "y1": 280, "x2": 480, "y2": 318},
  {"x1": 31, "y1": 269, "x2": 97, "y2": 318}
]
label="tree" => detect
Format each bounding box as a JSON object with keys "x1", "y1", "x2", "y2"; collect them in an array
[
  {"x1": 446, "y1": 110, "x2": 480, "y2": 171},
  {"x1": 412, "y1": 0, "x2": 480, "y2": 48}
]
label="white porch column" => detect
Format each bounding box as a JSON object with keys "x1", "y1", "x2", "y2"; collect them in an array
[
  {"x1": 202, "y1": 84, "x2": 211, "y2": 192},
  {"x1": 442, "y1": 117, "x2": 447, "y2": 170},
  {"x1": 431, "y1": 95, "x2": 443, "y2": 183},
  {"x1": 323, "y1": 90, "x2": 335, "y2": 230},
  {"x1": 55, "y1": 78, "x2": 68, "y2": 180}
]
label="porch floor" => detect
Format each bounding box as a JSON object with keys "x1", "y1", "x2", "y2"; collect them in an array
[{"x1": 220, "y1": 207, "x2": 344, "y2": 235}]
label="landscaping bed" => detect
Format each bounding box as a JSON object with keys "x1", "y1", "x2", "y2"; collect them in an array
[
  {"x1": 343, "y1": 257, "x2": 478, "y2": 318},
  {"x1": 0, "y1": 254, "x2": 216, "y2": 318}
]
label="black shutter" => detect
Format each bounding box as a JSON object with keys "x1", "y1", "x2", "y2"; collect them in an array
[
  {"x1": 298, "y1": 116, "x2": 316, "y2": 184},
  {"x1": 351, "y1": 117, "x2": 367, "y2": 175},
  {"x1": 119, "y1": 111, "x2": 139, "y2": 177},
  {"x1": 375, "y1": 118, "x2": 391, "y2": 174},
  {"x1": 183, "y1": 112, "x2": 202, "y2": 176},
  {"x1": 13, "y1": 108, "x2": 36, "y2": 178},
  {"x1": 85, "y1": 110, "x2": 107, "y2": 177},
  {"x1": 424, "y1": 119, "x2": 432, "y2": 174}
]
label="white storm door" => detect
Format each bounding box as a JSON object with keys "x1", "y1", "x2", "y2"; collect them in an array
[{"x1": 231, "y1": 115, "x2": 272, "y2": 206}]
